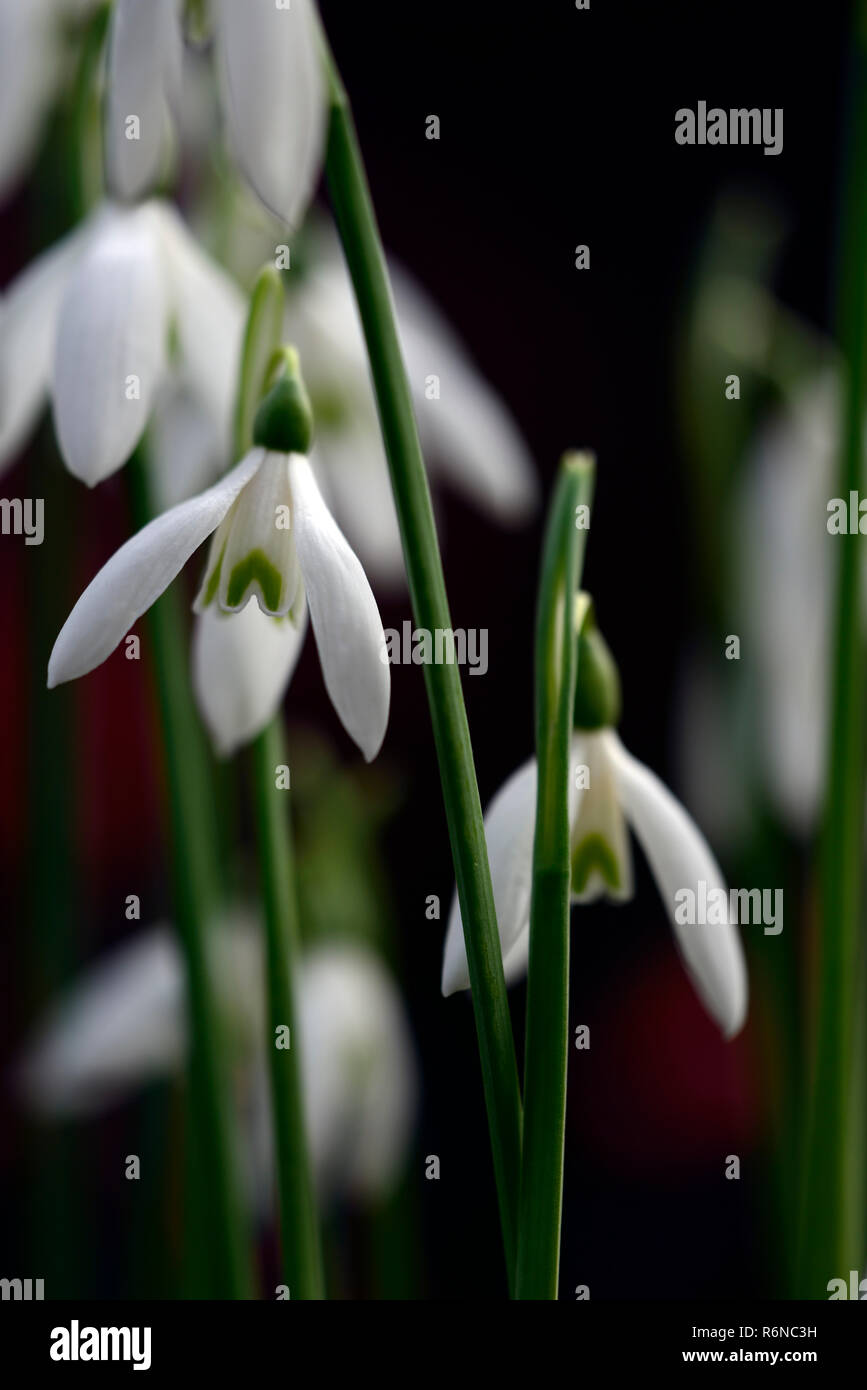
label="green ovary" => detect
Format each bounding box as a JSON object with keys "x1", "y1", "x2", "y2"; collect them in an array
[
  {"x1": 226, "y1": 549, "x2": 283, "y2": 612},
  {"x1": 571, "y1": 833, "x2": 621, "y2": 894}
]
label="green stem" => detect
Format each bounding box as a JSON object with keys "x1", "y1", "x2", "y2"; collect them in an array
[
  {"x1": 517, "y1": 454, "x2": 595, "y2": 1300},
  {"x1": 250, "y1": 720, "x2": 324, "y2": 1299},
  {"x1": 798, "y1": 3, "x2": 867, "y2": 1297},
  {"x1": 319, "y1": 32, "x2": 523, "y2": 1285},
  {"x1": 127, "y1": 454, "x2": 255, "y2": 1300}
]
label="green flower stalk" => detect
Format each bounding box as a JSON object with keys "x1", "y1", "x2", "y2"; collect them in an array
[
  {"x1": 318, "y1": 26, "x2": 523, "y2": 1285},
  {"x1": 126, "y1": 452, "x2": 255, "y2": 1300},
  {"x1": 235, "y1": 268, "x2": 323, "y2": 1298},
  {"x1": 797, "y1": 0, "x2": 867, "y2": 1298},
  {"x1": 517, "y1": 453, "x2": 595, "y2": 1300}
]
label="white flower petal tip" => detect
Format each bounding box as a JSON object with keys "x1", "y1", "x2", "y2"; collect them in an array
[
  {"x1": 440, "y1": 757, "x2": 537, "y2": 997},
  {"x1": 193, "y1": 598, "x2": 308, "y2": 758},
  {"x1": 106, "y1": 0, "x2": 182, "y2": 201},
  {"x1": 214, "y1": 0, "x2": 326, "y2": 228},
  {"x1": 51, "y1": 206, "x2": 168, "y2": 485},
  {"x1": 289, "y1": 453, "x2": 390, "y2": 761},
  {"x1": 606, "y1": 731, "x2": 749, "y2": 1040},
  {"x1": 47, "y1": 451, "x2": 264, "y2": 688}
]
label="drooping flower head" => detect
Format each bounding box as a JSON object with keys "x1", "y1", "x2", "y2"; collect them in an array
[
  {"x1": 442, "y1": 595, "x2": 748, "y2": 1038},
  {"x1": 0, "y1": 199, "x2": 244, "y2": 485},
  {"x1": 48, "y1": 347, "x2": 391, "y2": 762}
]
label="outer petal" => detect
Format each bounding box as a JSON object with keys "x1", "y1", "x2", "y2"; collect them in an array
[
  {"x1": 441, "y1": 756, "x2": 537, "y2": 995},
  {"x1": 213, "y1": 0, "x2": 325, "y2": 227},
  {"x1": 310, "y1": 434, "x2": 406, "y2": 586},
  {"x1": 51, "y1": 205, "x2": 169, "y2": 484},
  {"x1": 0, "y1": 223, "x2": 84, "y2": 472},
  {"x1": 738, "y1": 373, "x2": 838, "y2": 833},
  {"x1": 154, "y1": 202, "x2": 245, "y2": 450},
  {"x1": 289, "y1": 453, "x2": 390, "y2": 760},
  {"x1": 192, "y1": 596, "x2": 308, "y2": 757},
  {"x1": 0, "y1": 0, "x2": 59, "y2": 200},
  {"x1": 16, "y1": 926, "x2": 185, "y2": 1115},
  {"x1": 106, "y1": 0, "x2": 182, "y2": 200},
  {"x1": 148, "y1": 384, "x2": 226, "y2": 511},
  {"x1": 393, "y1": 264, "x2": 539, "y2": 522},
  {"x1": 48, "y1": 450, "x2": 264, "y2": 686},
  {"x1": 607, "y1": 730, "x2": 748, "y2": 1038}
]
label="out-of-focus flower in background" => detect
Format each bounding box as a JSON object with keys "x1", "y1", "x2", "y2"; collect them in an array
[
  {"x1": 106, "y1": 0, "x2": 326, "y2": 227},
  {"x1": 0, "y1": 0, "x2": 104, "y2": 202},
  {"x1": 737, "y1": 370, "x2": 867, "y2": 835},
  {"x1": 16, "y1": 917, "x2": 418, "y2": 1209},
  {"x1": 0, "y1": 199, "x2": 243, "y2": 484},
  {"x1": 289, "y1": 229, "x2": 539, "y2": 583}
]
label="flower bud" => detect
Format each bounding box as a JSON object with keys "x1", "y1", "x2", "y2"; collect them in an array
[
  {"x1": 253, "y1": 346, "x2": 314, "y2": 454},
  {"x1": 573, "y1": 595, "x2": 622, "y2": 730}
]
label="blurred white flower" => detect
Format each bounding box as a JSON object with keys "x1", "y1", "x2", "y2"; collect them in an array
[
  {"x1": 289, "y1": 238, "x2": 539, "y2": 583},
  {"x1": 48, "y1": 440, "x2": 391, "y2": 762},
  {"x1": 0, "y1": 0, "x2": 104, "y2": 202},
  {"x1": 736, "y1": 370, "x2": 867, "y2": 833},
  {"x1": 17, "y1": 921, "x2": 418, "y2": 1205},
  {"x1": 0, "y1": 198, "x2": 244, "y2": 484},
  {"x1": 106, "y1": 0, "x2": 325, "y2": 227},
  {"x1": 442, "y1": 727, "x2": 748, "y2": 1039}
]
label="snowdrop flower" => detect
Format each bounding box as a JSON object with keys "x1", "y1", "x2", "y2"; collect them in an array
[
  {"x1": 737, "y1": 370, "x2": 867, "y2": 833},
  {"x1": 0, "y1": 198, "x2": 244, "y2": 484},
  {"x1": 0, "y1": 0, "x2": 103, "y2": 202},
  {"x1": 48, "y1": 351, "x2": 391, "y2": 762},
  {"x1": 105, "y1": 0, "x2": 325, "y2": 226},
  {"x1": 17, "y1": 920, "x2": 418, "y2": 1205},
  {"x1": 289, "y1": 235, "x2": 539, "y2": 582},
  {"x1": 442, "y1": 600, "x2": 748, "y2": 1038}
]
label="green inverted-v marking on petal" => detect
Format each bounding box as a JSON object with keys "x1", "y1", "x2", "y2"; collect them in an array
[
  {"x1": 227, "y1": 549, "x2": 283, "y2": 612},
  {"x1": 571, "y1": 833, "x2": 622, "y2": 894}
]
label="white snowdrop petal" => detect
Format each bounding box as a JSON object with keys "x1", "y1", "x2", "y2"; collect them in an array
[
  {"x1": 299, "y1": 944, "x2": 417, "y2": 1197},
  {"x1": 289, "y1": 452, "x2": 390, "y2": 760},
  {"x1": 392, "y1": 265, "x2": 539, "y2": 521},
  {"x1": 0, "y1": 224, "x2": 84, "y2": 472},
  {"x1": 607, "y1": 730, "x2": 748, "y2": 1038},
  {"x1": 441, "y1": 756, "x2": 538, "y2": 995},
  {"x1": 17, "y1": 926, "x2": 185, "y2": 1116},
  {"x1": 106, "y1": 0, "x2": 182, "y2": 200},
  {"x1": 208, "y1": 452, "x2": 298, "y2": 615},
  {"x1": 214, "y1": 0, "x2": 326, "y2": 228},
  {"x1": 310, "y1": 435, "x2": 405, "y2": 586},
  {"x1": 148, "y1": 385, "x2": 226, "y2": 511},
  {"x1": 192, "y1": 596, "x2": 308, "y2": 757},
  {"x1": 569, "y1": 730, "x2": 634, "y2": 903},
  {"x1": 0, "y1": 0, "x2": 59, "y2": 200},
  {"x1": 155, "y1": 202, "x2": 246, "y2": 451},
  {"x1": 51, "y1": 205, "x2": 169, "y2": 484},
  {"x1": 48, "y1": 450, "x2": 264, "y2": 686}
]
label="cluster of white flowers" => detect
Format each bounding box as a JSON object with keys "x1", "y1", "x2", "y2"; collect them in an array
[{"x1": 4, "y1": 1, "x2": 748, "y2": 1241}]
